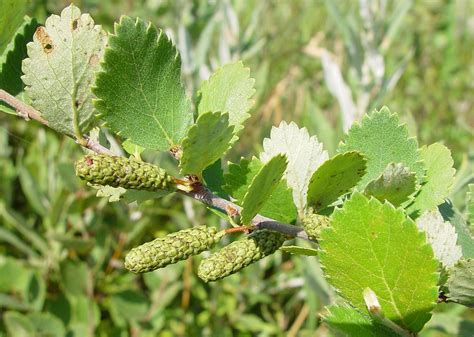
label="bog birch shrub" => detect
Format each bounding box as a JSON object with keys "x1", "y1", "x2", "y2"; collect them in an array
[{"x1": 1, "y1": 5, "x2": 473, "y2": 336}]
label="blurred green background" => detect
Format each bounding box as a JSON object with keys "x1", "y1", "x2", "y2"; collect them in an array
[{"x1": 1, "y1": 0, "x2": 473, "y2": 336}]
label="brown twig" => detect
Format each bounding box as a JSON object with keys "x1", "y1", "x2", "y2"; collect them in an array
[
  {"x1": 1, "y1": 90, "x2": 310, "y2": 240},
  {"x1": 0, "y1": 89, "x2": 116, "y2": 156}
]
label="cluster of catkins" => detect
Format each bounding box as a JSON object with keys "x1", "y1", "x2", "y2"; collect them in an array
[{"x1": 75, "y1": 155, "x2": 325, "y2": 281}]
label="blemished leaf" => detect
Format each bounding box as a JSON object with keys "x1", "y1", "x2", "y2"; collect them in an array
[
  {"x1": 260, "y1": 121, "x2": 328, "y2": 212},
  {"x1": 223, "y1": 157, "x2": 297, "y2": 224},
  {"x1": 365, "y1": 163, "x2": 417, "y2": 207},
  {"x1": 0, "y1": 16, "x2": 38, "y2": 114},
  {"x1": 22, "y1": 5, "x2": 107, "y2": 136},
  {"x1": 94, "y1": 16, "x2": 192, "y2": 151},
  {"x1": 438, "y1": 201, "x2": 474, "y2": 259},
  {"x1": 307, "y1": 151, "x2": 366, "y2": 211},
  {"x1": 416, "y1": 210, "x2": 462, "y2": 268},
  {"x1": 0, "y1": 0, "x2": 28, "y2": 54},
  {"x1": 280, "y1": 246, "x2": 318, "y2": 256},
  {"x1": 320, "y1": 193, "x2": 439, "y2": 333},
  {"x1": 442, "y1": 258, "x2": 474, "y2": 307},
  {"x1": 3, "y1": 311, "x2": 35, "y2": 337},
  {"x1": 240, "y1": 155, "x2": 287, "y2": 225},
  {"x1": 407, "y1": 143, "x2": 455, "y2": 216},
  {"x1": 324, "y1": 304, "x2": 400, "y2": 337},
  {"x1": 197, "y1": 61, "x2": 255, "y2": 135},
  {"x1": 338, "y1": 107, "x2": 424, "y2": 189},
  {"x1": 180, "y1": 111, "x2": 234, "y2": 175}
]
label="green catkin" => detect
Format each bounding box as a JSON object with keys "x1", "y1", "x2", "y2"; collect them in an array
[
  {"x1": 301, "y1": 211, "x2": 330, "y2": 242},
  {"x1": 125, "y1": 226, "x2": 220, "y2": 273},
  {"x1": 75, "y1": 154, "x2": 175, "y2": 191},
  {"x1": 198, "y1": 230, "x2": 286, "y2": 282}
]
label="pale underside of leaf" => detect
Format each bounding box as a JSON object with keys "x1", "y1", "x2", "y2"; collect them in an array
[
  {"x1": 197, "y1": 61, "x2": 255, "y2": 135},
  {"x1": 416, "y1": 210, "x2": 462, "y2": 268},
  {"x1": 260, "y1": 121, "x2": 328, "y2": 213},
  {"x1": 180, "y1": 111, "x2": 234, "y2": 176},
  {"x1": 306, "y1": 151, "x2": 366, "y2": 211},
  {"x1": 22, "y1": 5, "x2": 107, "y2": 136},
  {"x1": 320, "y1": 193, "x2": 439, "y2": 333},
  {"x1": 365, "y1": 162, "x2": 416, "y2": 207},
  {"x1": 407, "y1": 143, "x2": 456, "y2": 217},
  {"x1": 94, "y1": 184, "x2": 169, "y2": 203},
  {"x1": 93, "y1": 16, "x2": 192, "y2": 151},
  {"x1": 338, "y1": 106, "x2": 424, "y2": 189},
  {"x1": 240, "y1": 154, "x2": 287, "y2": 225}
]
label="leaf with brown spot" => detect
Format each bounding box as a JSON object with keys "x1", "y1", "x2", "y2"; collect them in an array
[{"x1": 22, "y1": 5, "x2": 107, "y2": 136}]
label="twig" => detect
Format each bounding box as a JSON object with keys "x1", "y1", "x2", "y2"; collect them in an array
[
  {"x1": 1, "y1": 90, "x2": 310, "y2": 240},
  {"x1": 0, "y1": 89, "x2": 115, "y2": 156}
]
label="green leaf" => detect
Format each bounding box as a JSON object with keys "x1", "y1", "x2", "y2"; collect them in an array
[
  {"x1": 260, "y1": 121, "x2": 328, "y2": 212},
  {"x1": 22, "y1": 5, "x2": 107, "y2": 136},
  {"x1": 94, "y1": 16, "x2": 192, "y2": 150},
  {"x1": 442, "y1": 258, "x2": 474, "y2": 307},
  {"x1": 223, "y1": 157, "x2": 297, "y2": 224},
  {"x1": 108, "y1": 290, "x2": 150, "y2": 323},
  {"x1": 324, "y1": 305, "x2": 400, "y2": 337},
  {"x1": 93, "y1": 185, "x2": 169, "y2": 203},
  {"x1": 0, "y1": 16, "x2": 38, "y2": 114},
  {"x1": 416, "y1": 210, "x2": 462, "y2": 268},
  {"x1": 280, "y1": 246, "x2": 318, "y2": 256},
  {"x1": 180, "y1": 111, "x2": 234, "y2": 175},
  {"x1": 0, "y1": 0, "x2": 28, "y2": 54},
  {"x1": 197, "y1": 61, "x2": 255, "y2": 134},
  {"x1": 338, "y1": 107, "x2": 424, "y2": 189},
  {"x1": 307, "y1": 151, "x2": 366, "y2": 211},
  {"x1": 320, "y1": 193, "x2": 439, "y2": 333},
  {"x1": 407, "y1": 143, "x2": 456, "y2": 216},
  {"x1": 365, "y1": 163, "x2": 417, "y2": 207},
  {"x1": 240, "y1": 155, "x2": 287, "y2": 225},
  {"x1": 203, "y1": 159, "x2": 227, "y2": 198},
  {"x1": 28, "y1": 312, "x2": 66, "y2": 337},
  {"x1": 122, "y1": 139, "x2": 145, "y2": 159},
  {"x1": 3, "y1": 311, "x2": 35, "y2": 337},
  {"x1": 59, "y1": 260, "x2": 90, "y2": 296},
  {"x1": 438, "y1": 201, "x2": 474, "y2": 259}
]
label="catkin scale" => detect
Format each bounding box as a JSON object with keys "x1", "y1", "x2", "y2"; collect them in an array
[
  {"x1": 198, "y1": 230, "x2": 286, "y2": 282},
  {"x1": 125, "y1": 226, "x2": 219, "y2": 273},
  {"x1": 75, "y1": 154, "x2": 175, "y2": 191}
]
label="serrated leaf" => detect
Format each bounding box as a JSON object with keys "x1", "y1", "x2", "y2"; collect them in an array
[
  {"x1": 240, "y1": 155, "x2": 287, "y2": 225},
  {"x1": 180, "y1": 111, "x2": 234, "y2": 175},
  {"x1": 22, "y1": 5, "x2": 107, "y2": 136},
  {"x1": 320, "y1": 193, "x2": 439, "y2": 333},
  {"x1": 202, "y1": 159, "x2": 227, "y2": 198},
  {"x1": 0, "y1": 16, "x2": 38, "y2": 114},
  {"x1": 442, "y1": 258, "x2": 474, "y2": 307},
  {"x1": 407, "y1": 143, "x2": 455, "y2": 216},
  {"x1": 197, "y1": 61, "x2": 255, "y2": 135},
  {"x1": 324, "y1": 305, "x2": 400, "y2": 337},
  {"x1": 280, "y1": 246, "x2": 318, "y2": 256},
  {"x1": 223, "y1": 157, "x2": 297, "y2": 224},
  {"x1": 307, "y1": 151, "x2": 366, "y2": 211},
  {"x1": 260, "y1": 121, "x2": 328, "y2": 212},
  {"x1": 94, "y1": 16, "x2": 192, "y2": 150},
  {"x1": 0, "y1": 0, "x2": 28, "y2": 54},
  {"x1": 338, "y1": 107, "x2": 424, "y2": 189},
  {"x1": 365, "y1": 163, "x2": 416, "y2": 207},
  {"x1": 416, "y1": 210, "x2": 462, "y2": 268},
  {"x1": 438, "y1": 201, "x2": 474, "y2": 259}
]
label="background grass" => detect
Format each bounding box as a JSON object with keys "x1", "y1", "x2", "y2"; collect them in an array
[{"x1": 0, "y1": 0, "x2": 473, "y2": 336}]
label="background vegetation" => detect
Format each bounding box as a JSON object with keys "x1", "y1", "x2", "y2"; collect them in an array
[{"x1": 1, "y1": 0, "x2": 472, "y2": 336}]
